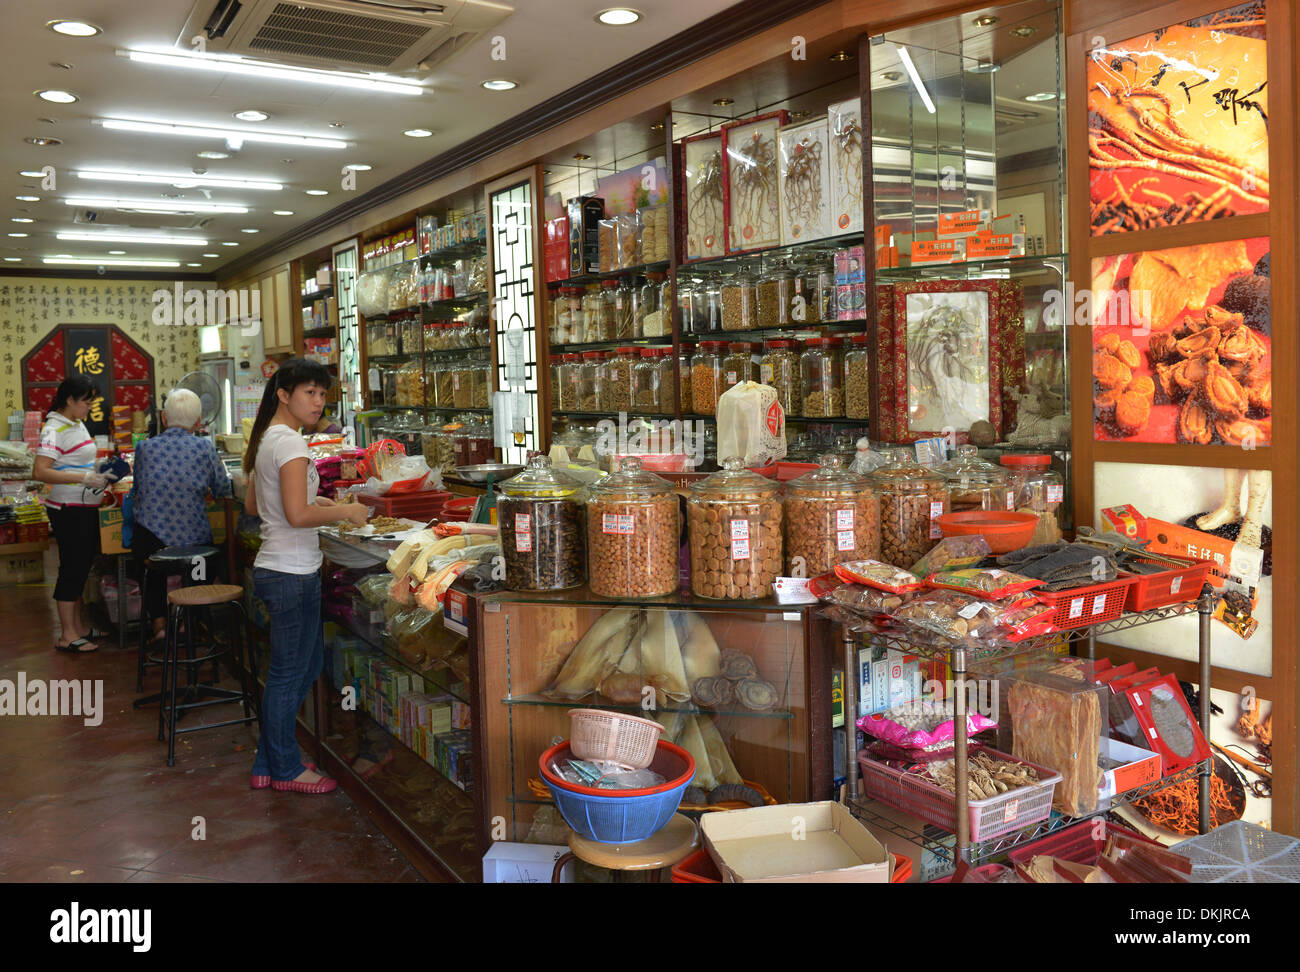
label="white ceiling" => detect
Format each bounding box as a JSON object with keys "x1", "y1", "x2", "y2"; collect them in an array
[{"x1": 1, "y1": 0, "x2": 740, "y2": 274}]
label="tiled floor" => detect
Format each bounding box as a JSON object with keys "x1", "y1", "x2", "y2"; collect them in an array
[{"x1": 0, "y1": 550, "x2": 423, "y2": 883}]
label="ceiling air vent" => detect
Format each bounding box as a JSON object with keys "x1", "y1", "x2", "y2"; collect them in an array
[{"x1": 178, "y1": 0, "x2": 512, "y2": 73}]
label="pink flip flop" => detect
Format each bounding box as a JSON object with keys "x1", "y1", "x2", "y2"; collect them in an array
[
  {"x1": 271, "y1": 775, "x2": 338, "y2": 795},
  {"x1": 250, "y1": 762, "x2": 317, "y2": 789}
]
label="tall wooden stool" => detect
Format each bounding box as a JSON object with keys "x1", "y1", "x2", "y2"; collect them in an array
[
  {"x1": 550, "y1": 814, "x2": 699, "y2": 883},
  {"x1": 158, "y1": 584, "x2": 259, "y2": 767},
  {"x1": 134, "y1": 544, "x2": 220, "y2": 701}
]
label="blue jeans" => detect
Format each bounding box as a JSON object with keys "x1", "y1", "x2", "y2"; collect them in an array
[{"x1": 251, "y1": 567, "x2": 323, "y2": 781}]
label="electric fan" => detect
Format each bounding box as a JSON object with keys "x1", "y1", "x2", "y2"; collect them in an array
[{"x1": 172, "y1": 370, "x2": 223, "y2": 430}]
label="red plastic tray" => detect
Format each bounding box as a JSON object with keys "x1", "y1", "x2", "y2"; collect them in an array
[
  {"x1": 1006, "y1": 818, "x2": 1157, "y2": 871},
  {"x1": 357, "y1": 490, "x2": 450, "y2": 519},
  {"x1": 1122, "y1": 560, "x2": 1211, "y2": 612},
  {"x1": 1034, "y1": 576, "x2": 1135, "y2": 630}
]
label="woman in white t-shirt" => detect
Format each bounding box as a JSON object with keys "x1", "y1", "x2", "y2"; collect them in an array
[{"x1": 242, "y1": 359, "x2": 367, "y2": 794}]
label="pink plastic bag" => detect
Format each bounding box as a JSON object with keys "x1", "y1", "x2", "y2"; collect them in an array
[{"x1": 857, "y1": 701, "x2": 997, "y2": 752}]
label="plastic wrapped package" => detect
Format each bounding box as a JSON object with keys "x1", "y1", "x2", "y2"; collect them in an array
[
  {"x1": 356, "y1": 267, "x2": 394, "y2": 318},
  {"x1": 638, "y1": 204, "x2": 670, "y2": 263},
  {"x1": 716, "y1": 381, "x2": 786, "y2": 467},
  {"x1": 599, "y1": 218, "x2": 618, "y2": 273},
  {"x1": 909, "y1": 536, "x2": 991, "y2": 578},
  {"x1": 615, "y1": 212, "x2": 642, "y2": 269},
  {"x1": 858, "y1": 701, "x2": 998, "y2": 752},
  {"x1": 1006, "y1": 662, "x2": 1106, "y2": 817}
]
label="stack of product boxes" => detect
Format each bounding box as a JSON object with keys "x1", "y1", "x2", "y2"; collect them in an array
[
  {"x1": 416, "y1": 211, "x2": 488, "y2": 257},
  {"x1": 834, "y1": 244, "x2": 866, "y2": 321},
  {"x1": 902, "y1": 209, "x2": 1028, "y2": 266}
]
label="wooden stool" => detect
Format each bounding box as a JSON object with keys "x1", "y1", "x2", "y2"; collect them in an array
[
  {"x1": 158, "y1": 584, "x2": 259, "y2": 767},
  {"x1": 134, "y1": 544, "x2": 220, "y2": 700},
  {"x1": 551, "y1": 814, "x2": 699, "y2": 883}
]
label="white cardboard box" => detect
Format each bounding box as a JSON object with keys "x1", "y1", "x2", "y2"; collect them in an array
[
  {"x1": 481, "y1": 842, "x2": 574, "y2": 883},
  {"x1": 701, "y1": 801, "x2": 891, "y2": 883}
]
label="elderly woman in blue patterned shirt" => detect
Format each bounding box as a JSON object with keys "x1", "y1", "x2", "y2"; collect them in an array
[{"x1": 132, "y1": 388, "x2": 232, "y2": 642}]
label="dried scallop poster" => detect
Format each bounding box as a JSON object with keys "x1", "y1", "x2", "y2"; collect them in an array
[
  {"x1": 1093, "y1": 461, "x2": 1272, "y2": 677},
  {"x1": 1091, "y1": 237, "x2": 1269, "y2": 445},
  {"x1": 1087, "y1": 1, "x2": 1268, "y2": 234},
  {"x1": 777, "y1": 117, "x2": 832, "y2": 245}
]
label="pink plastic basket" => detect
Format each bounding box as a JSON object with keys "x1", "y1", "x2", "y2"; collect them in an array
[{"x1": 568, "y1": 709, "x2": 663, "y2": 769}]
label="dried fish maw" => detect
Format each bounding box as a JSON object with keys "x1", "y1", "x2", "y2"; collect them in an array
[
  {"x1": 1130, "y1": 253, "x2": 1198, "y2": 331},
  {"x1": 598, "y1": 672, "x2": 647, "y2": 705},
  {"x1": 1092, "y1": 352, "x2": 1131, "y2": 389},
  {"x1": 547, "y1": 607, "x2": 641, "y2": 699},
  {"x1": 695, "y1": 715, "x2": 744, "y2": 786},
  {"x1": 1156, "y1": 241, "x2": 1253, "y2": 314},
  {"x1": 639, "y1": 610, "x2": 691, "y2": 703},
  {"x1": 679, "y1": 611, "x2": 721, "y2": 684},
  {"x1": 675, "y1": 714, "x2": 718, "y2": 791},
  {"x1": 692, "y1": 676, "x2": 734, "y2": 708},
  {"x1": 1177, "y1": 399, "x2": 1213, "y2": 445},
  {"x1": 737, "y1": 677, "x2": 779, "y2": 711},
  {"x1": 720, "y1": 649, "x2": 758, "y2": 680},
  {"x1": 1009, "y1": 677, "x2": 1101, "y2": 816}
]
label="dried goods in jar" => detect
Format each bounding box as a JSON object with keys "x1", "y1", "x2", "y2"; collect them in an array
[
  {"x1": 586, "y1": 463, "x2": 680, "y2": 599},
  {"x1": 783, "y1": 457, "x2": 881, "y2": 576},
  {"x1": 498, "y1": 457, "x2": 586, "y2": 592},
  {"x1": 687, "y1": 459, "x2": 783, "y2": 600},
  {"x1": 844, "y1": 340, "x2": 870, "y2": 420},
  {"x1": 803, "y1": 389, "x2": 845, "y2": 417},
  {"x1": 605, "y1": 350, "x2": 635, "y2": 411},
  {"x1": 869, "y1": 451, "x2": 950, "y2": 569}
]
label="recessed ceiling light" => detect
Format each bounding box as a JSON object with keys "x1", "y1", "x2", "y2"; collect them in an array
[
  {"x1": 15, "y1": 195, "x2": 39, "y2": 202},
  {"x1": 221, "y1": 241, "x2": 239, "y2": 246},
  {"x1": 186, "y1": 262, "x2": 202, "y2": 267},
  {"x1": 44, "y1": 257, "x2": 182, "y2": 268},
  {"x1": 36, "y1": 90, "x2": 78, "y2": 104},
  {"x1": 108, "y1": 250, "x2": 126, "y2": 255},
  {"x1": 712, "y1": 98, "x2": 733, "y2": 107},
  {"x1": 203, "y1": 252, "x2": 219, "y2": 257},
  {"x1": 58, "y1": 231, "x2": 208, "y2": 246},
  {"x1": 596, "y1": 8, "x2": 641, "y2": 25},
  {"x1": 197, "y1": 150, "x2": 230, "y2": 159},
  {"x1": 573, "y1": 153, "x2": 590, "y2": 161},
  {"x1": 122, "y1": 48, "x2": 424, "y2": 96},
  {"x1": 790, "y1": 110, "x2": 809, "y2": 120},
  {"x1": 1025, "y1": 91, "x2": 1061, "y2": 102},
  {"x1": 343, "y1": 163, "x2": 372, "y2": 171},
  {"x1": 233, "y1": 109, "x2": 269, "y2": 122},
  {"x1": 77, "y1": 169, "x2": 283, "y2": 191},
  {"x1": 403, "y1": 128, "x2": 433, "y2": 138},
  {"x1": 829, "y1": 50, "x2": 854, "y2": 61},
  {"x1": 482, "y1": 79, "x2": 516, "y2": 91},
  {"x1": 305, "y1": 189, "x2": 329, "y2": 196},
  {"x1": 281, "y1": 158, "x2": 296, "y2": 164},
  {"x1": 973, "y1": 15, "x2": 999, "y2": 26},
  {"x1": 48, "y1": 20, "x2": 100, "y2": 37},
  {"x1": 38, "y1": 118, "x2": 60, "y2": 126},
  {"x1": 8, "y1": 233, "x2": 29, "y2": 238},
  {"x1": 11, "y1": 218, "x2": 34, "y2": 224},
  {"x1": 25, "y1": 137, "x2": 62, "y2": 147},
  {"x1": 18, "y1": 170, "x2": 47, "y2": 178},
  {"x1": 241, "y1": 228, "x2": 259, "y2": 233},
  {"x1": 1011, "y1": 25, "x2": 1036, "y2": 37},
  {"x1": 3, "y1": 257, "x2": 20, "y2": 262},
  {"x1": 272, "y1": 210, "x2": 294, "y2": 216},
  {"x1": 50, "y1": 62, "x2": 73, "y2": 70}
]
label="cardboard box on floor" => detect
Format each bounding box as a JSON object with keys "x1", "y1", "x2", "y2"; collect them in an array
[
  {"x1": 99, "y1": 501, "x2": 227, "y2": 556},
  {"x1": 482, "y1": 842, "x2": 573, "y2": 883},
  {"x1": 0, "y1": 541, "x2": 46, "y2": 584},
  {"x1": 701, "y1": 801, "x2": 891, "y2": 883}
]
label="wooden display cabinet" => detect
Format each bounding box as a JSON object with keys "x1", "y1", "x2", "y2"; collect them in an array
[{"x1": 468, "y1": 586, "x2": 834, "y2": 843}]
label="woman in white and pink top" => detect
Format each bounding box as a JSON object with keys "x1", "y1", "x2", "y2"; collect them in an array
[{"x1": 32, "y1": 376, "x2": 110, "y2": 653}]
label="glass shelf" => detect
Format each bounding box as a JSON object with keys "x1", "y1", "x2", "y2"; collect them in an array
[
  {"x1": 679, "y1": 232, "x2": 863, "y2": 275},
  {"x1": 421, "y1": 346, "x2": 492, "y2": 360},
  {"x1": 367, "y1": 353, "x2": 418, "y2": 365},
  {"x1": 301, "y1": 288, "x2": 333, "y2": 304},
  {"x1": 549, "y1": 339, "x2": 673, "y2": 354},
  {"x1": 551, "y1": 259, "x2": 670, "y2": 287},
  {"x1": 482, "y1": 582, "x2": 815, "y2": 612},
  {"x1": 680, "y1": 321, "x2": 865, "y2": 342},
  {"x1": 501, "y1": 692, "x2": 795, "y2": 720},
  {"x1": 875, "y1": 253, "x2": 1068, "y2": 280},
  {"x1": 330, "y1": 609, "x2": 473, "y2": 707},
  {"x1": 425, "y1": 291, "x2": 489, "y2": 312}
]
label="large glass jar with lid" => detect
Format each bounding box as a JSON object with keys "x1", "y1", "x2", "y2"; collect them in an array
[
  {"x1": 586, "y1": 456, "x2": 681, "y2": 598},
  {"x1": 844, "y1": 335, "x2": 871, "y2": 420},
  {"x1": 722, "y1": 342, "x2": 754, "y2": 393},
  {"x1": 687, "y1": 457, "x2": 783, "y2": 600},
  {"x1": 760, "y1": 339, "x2": 801, "y2": 417},
  {"x1": 721, "y1": 268, "x2": 758, "y2": 331},
  {"x1": 557, "y1": 354, "x2": 581, "y2": 410},
  {"x1": 784, "y1": 454, "x2": 881, "y2": 575},
  {"x1": 454, "y1": 419, "x2": 495, "y2": 469},
  {"x1": 603, "y1": 347, "x2": 636, "y2": 412},
  {"x1": 800, "y1": 337, "x2": 844, "y2": 417},
  {"x1": 788, "y1": 260, "x2": 822, "y2": 325},
  {"x1": 594, "y1": 279, "x2": 619, "y2": 341},
  {"x1": 497, "y1": 455, "x2": 586, "y2": 592},
  {"x1": 555, "y1": 287, "x2": 584, "y2": 343},
  {"x1": 578, "y1": 351, "x2": 604, "y2": 411},
  {"x1": 435, "y1": 357, "x2": 454, "y2": 406},
  {"x1": 655, "y1": 349, "x2": 678, "y2": 414},
  {"x1": 547, "y1": 284, "x2": 562, "y2": 344},
  {"x1": 939, "y1": 444, "x2": 1010, "y2": 513},
  {"x1": 631, "y1": 348, "x2": 660, "y2": 414},
  {"x1": 614, "y1": 276, "x2": 637, "y2": 340},
  {"x1": 676, "y1": 345, "x2": 693, "y2": 414},
  {"x1": 548, "y1": 358, "x2": 563, "y2": 412},
  {"x1": 691, "y1": 341, "x2": 726, "y2": 415},
  {"x1": 757, "y1": 260, "x2": 795, "y2": 328},
  {"x1": 869, "y1": 449, "x2": 951, "y2": 568},
  {"x1": 640, "y1": 272, "x2": 666, "y2": 337},
  {"x1": 472, "y1": 358, "x2": 491, "y2": 409},
  {"x1": 701, "y1": 275, "x2": 724, "y2": 333},
  {"x1": 581, "y1": 285, "x2": 605, "y2": 342},
  {"x1": 1000, "y1": 454, "x2": 1065, "y2": 544},
  {"x1": 450, "y1": 362, "x2": 473, "y2": 408},
  {"x1": 677, "y1": 277, "x2": 699, "y2": 336}
]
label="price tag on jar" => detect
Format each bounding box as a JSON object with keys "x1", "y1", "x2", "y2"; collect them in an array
[
  {"x1": 726, "y1": 371, "x2": 737, "y2": 385},
  {"x1": 732, "y1": 537, "x2": 751, "y2": 560},
  {"x1": 836, "y1": 509, "x2": 855, "y2": 530},
  {"x1": 514, "y1": 514, "x2": 532, "y2": 552},
  {"x1": 1047, "y1": 485, "x2": 1064, "y2": 504},
  {"x1": 929, "y1": 500, "x2": 945, "y2": 539},
  {"x1": 1006, "y1": 492, "x2": 1015, "y2": 511},
  {"x1": 730, "y1": 519, "x2": 750, "y2": 541},
  {"x1": 836, "y1": 530, "x2": 855, "y2": 551},
  {"x1": 602, "y1": 513, "x2": 635, "y2": 535},
  {"x1": 453, "y1": 373, "x2": 461, "y2": 390},
  {"x1": 760, "y1": 364, "x2": 774, "y2": 384}
]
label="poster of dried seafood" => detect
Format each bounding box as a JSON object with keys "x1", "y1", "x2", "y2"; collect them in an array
[
  {"x1": 827, "y1": 97, "x2": 864, "y2": 234},
  {"x1": 777, "y1": 117, "x2": 832, "y2": 245},
  {"x1": 681, "y1": 132, "x2": 726, "y2": 261},
  {"x1": 1090, "y1": 237, "x2": 1270, "y2": 445},
  {"x1": 1087, "y1": 1, "x2": 1268, "y2": 234},
  {"x1": 721, "y1": 111, "x2": 787, "y2": 253}
]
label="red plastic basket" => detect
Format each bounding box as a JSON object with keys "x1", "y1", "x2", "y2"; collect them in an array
[
  {"x1": 857, "y1": 748, "x2": 1062, "y2": 843},
  {"x1": 440, "y1": 496, "x2": 478, "y2": 522},
  {"x1": 1122, "y1": 560, "x2": 1211, "y2": 612},
  {"x1": 671, "y1": 847, "x2": 913, "y2": 883},
  {"x1": 929, "y1": 863, "x2": 1013, "y2": 883},
  {"x1": 357, "y1": 490, "x2": 450, "y2": 520},
  {"x1": 1005, "y1": 818, "x2": 1157, "y2": 871},
  {"x1": 1033, "y1": 576, "x2": 1135, "y2": 630}
]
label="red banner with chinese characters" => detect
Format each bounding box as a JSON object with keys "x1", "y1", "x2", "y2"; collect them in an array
[{"x1": 21, "y1": 325, "x2": 155, "y2": 439}]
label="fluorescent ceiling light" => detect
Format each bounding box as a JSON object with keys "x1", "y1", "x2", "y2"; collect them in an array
[
  {"x1": 19, "y1": 170, "x2": 47, "y2": 178},
  {"x1": 11, "y1": 218, "x2": 34, "y2": 224},
  {"x1": 8, "y1": 232, "x2": 29, "y2": 238},
  {"x1": 3, "y1": 257, "x2": 21, "y2": 262},
  {"x1": 45, "y1": 256, "x2": 181, "y2": 268},
  {"x1": 37, "y1": 90, "x2": 78, "y2": 104},
  {"x1": 58, "y1": 231, "x2": 208, "y2": 246},
  {"x1": 77, "y1": 169, "x2": 283, "y2": 191},
  {"x1": 482, "y1": 79, "x2": 516, "y2": 91},
  {"x1": 202, "y1": 253, "x2": 219, "y2": 257},
  {"x1": 305, "y1": 189, "x2": 328, "y2": 196},
  {"x1": 403, "y1": 129, "x2": 433, "y2": 138},
  {"x1": 241, "y1": 228, "x2": 259, "y2": 233},
  {"x1": 186, "y1": 262, "x2": 201, "y2": 267},
  {"x1": 596, "y1": 8, "x2": 641, "y2": 25},
  {"x1": 15, "y1": 195, "x2": 40, "y2": 202},
  {"x1": 221, "y1": 242, "x2": 239, "y2": 246},
  {"x1": 272, "y1": 210, "x2": 294, "y2": 216},
  {"x1": 48, "y1": 20, "x2": 100, "y2": 37},
  {"x1": 62, "y1": 196, "x2": 250, "y2": 215},
  {"x1": 896, "y1": 46, "x2": 936, "y2": 114},
  {"x1": 197, "y1": 151, "x2": 230, "y2": 160},
  {"x1": 99, "y1": 119, "x2": 346, "y2": 149},
  {"x1": 234, "y1": 109, "x2": 269, "y2": 122},
  {"x1": 122, "y1": 48, "x2": 423, "y2": 97},
  {"x1": 108, "y1": 250, "x2": 126, "y2": 254}
]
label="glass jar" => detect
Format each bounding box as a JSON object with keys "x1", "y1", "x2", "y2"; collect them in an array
[
  {"x1": 455, "y1": 420, "x2": 495, "y2": 468},
  {"x1": 596, "y1": 279, "x2": 620, "y2": 341},
  {"x1": 547, "y1": 284, "x2": 562, "y2": 344},
  {"x1": 420, "y1": 425, "x2": 441, "y2": 468},
  {"x1": 400, "y1": 316, "x2": 422, "y2": 355},
  {"x1": 658, "y1": 274, "x2": 675, "y2": 335},
  {"x1": 760, "y1": 340, "x2": 801, "y2": 417},
  {"x1": 703, "y1": 274, "x2": 725, "y2": 333},
  {"x1": 582, "y1": 285, "x2": 605, "y2": 342},
  {"x1": 603, "y1": 347, "x2": 636, "y2": 412},
  {"x1": 1000, "y1": 454, "x2": 1065, "y2": 544},
  {"x1": 640, "y1": 272, "x2": 666, "y2": 337},
  {"x1": 677, "y1": 345, "x2": 694, "y2": 415},
  {"x1": 367, "y1": 321, "x2": 393, "y2": 356},
  {"x1": 790, "y1": 261, "x2": 823, "y2": 325},
  {"x1": 869, "y1": 450, "x2": 951, "y2": 568},
  {"x1": 691, "y1": 341, "x2": 726, "y2": 416},
  {"x1": 677, "y1": 277, "x2": 698, "y2": 336},
  {"x1": 429, "y1": 425, "x2": 457, "y2": 474},
  {"x1": 448, "y1": 362, "x2": 470, "y2": 408},
  {"x1": 757, "y1": 261, "x2": 795, "y2": 328},
  {"x1": 631, "y1": 348, "x2": 660, "y2": 413},
  {"x1": 423, "y1": 360, "x2": 438, "y2": 407},
  {"x1": 549, "y1": 358, "x2": 563, "y2": 411},
  {"x1": 786, "y1": 432, "x2": 819, "y2": 462},
  {"x1": 655, "y1": 349, "x2": 679, "y2": 414},
  {"x1": 614, "y1": 276, "x2": 637, "y2": 341},
  {"x1": 497, "y1": 455, "x2": 586, "y2": 591},
  {"x1": 844, "y1": 334, "x2": 871, "y2": 420},
  {"x1": 939, "y1": 444, "x2": 1011, "y2": 513},
  {"x1": 721, "y1": 269, "x2": 758, "y2": 331},
  {"x1": 556, "y1": 287, "x2": 584, "y2": 343},
  {"x1": 472, "y1": 359, "x2": 491, "y2": 409},
  {"x1": 800, "y1": 337, "x2": 844, "y2": 417},
  {"x1": 784, "y1": 454, "x2": 881, "y2": 575},
  {"x1": 687, "y1": 457, "x2": 783, "y2": 600},
  {"x1": 435, "y1": 358, "x2": 454, "y2": 407},
  {"x1": 578, "y1": 351, "x2": 604, "y2": 412},
  {"x1": 586, "y1": 456, "x2": 681, "y2": 598},
  {"x1": 722, "y1": 342, "x2": 754, "y2": 393},
  {"x1": 558, "y1": 354, "x2": 581, "y2": 410},
  {"x1": 394, "y1": 360, "x2": 417, "y2": 406}
]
